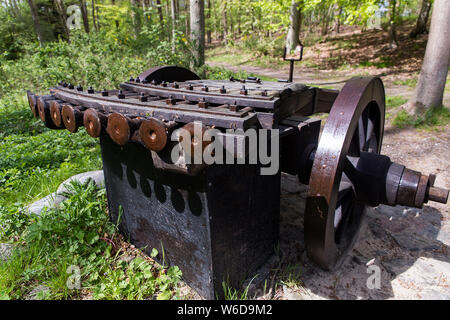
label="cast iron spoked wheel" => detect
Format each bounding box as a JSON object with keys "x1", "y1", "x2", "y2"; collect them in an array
[{"x1": 304, "y1": 77, "x2": 385, "y2": 270}]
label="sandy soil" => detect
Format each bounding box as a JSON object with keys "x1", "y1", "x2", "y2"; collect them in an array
[{"x1": 203, "y1": 57, "x2": 449, "y2": 300}]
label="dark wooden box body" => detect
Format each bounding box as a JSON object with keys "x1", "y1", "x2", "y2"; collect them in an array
[{"x1": 100, "y1": 135, "x2": 280, "y2": 299}]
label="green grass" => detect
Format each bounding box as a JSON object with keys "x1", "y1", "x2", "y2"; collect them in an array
[
  {"x1": 393, "y1": 77, "x2": 418, "y2": 88},
  {"x1": 393, "y1": 106, "x2": 450, "y2": 129},
  {"x1": 0, "y1": 181, "x2": 182, "y2": 300},
  {"x1": 386, "y1": 95, "x2": 408, "y2": 109}
]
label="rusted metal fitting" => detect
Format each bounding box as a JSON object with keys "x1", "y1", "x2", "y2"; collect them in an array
[
  {"x1": 229, "y1": 104, "x2": 238, "y2": 112},
  {"x1": 68, "y1": 83, "x2": 74, "y2": 89},
  {"x1": 27, "y1": 91, "x2": 38, "y2": 118},
  {"x1": 118, "y1": 90, "x2": 125, "y2": 99},
  {"x1": 139, "y1": 92, "x2": 148, "y2": 102},
  {"x1": 61, "y1": 104, "x2": 84, "y2": 133},
  {"x1": 83, "y1": 108, "x2": 107, "y2": 138},
  {"x1": 172, "y1": 82, "x2": 179, "y2": 89},
  {"x1": 187, "y1": 84, "x2": 193, "y2": 90},
  {"x1": 166, "y1": 95, "x2": 176, "y2": 105},
  {"x1": 49, "y1": 100, "x2": 64, "y2": 128},
  {"x1": 198, "y1": 98, "x2": 208, "y2": 109},
  {"x1": 261, "y1": 90, "x2": 268, "y2": 97},
  {"x1": 201, "y1": 85, "x2": 209, "y2": 92},
  {"x1": 76, "y1": 85, "x2": 83, "y2": 92},
  {"x1": 135, "y1": 77, "x2": 141, "y2": 83},
  {"x1": 240, "y1": 85, "x2": 248, "y2": 95},
  {"x1": 106, "y1": 113, "x2": 142, "y2": 146},
  {"x1": 139, "y1": 118, "x2": 172, "y2": 152},
  {"x1": 87, "y1": 86, "x2": 94, "y2": 94},
  {"x1": 220, "y1": 85, "x2": 227, "y2": 94}
]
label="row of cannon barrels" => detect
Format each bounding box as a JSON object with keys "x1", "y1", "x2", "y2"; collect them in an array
[{"x1": 27, "y1": 91, "x2": 204, "y2": 153}]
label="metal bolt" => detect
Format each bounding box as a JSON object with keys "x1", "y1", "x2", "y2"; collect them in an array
[
  {"x1": 201, "y1": 85, "x2": 209, "y2": 92},
  {"x1": 87, "y1": 86, "x2": 94, "y2": 94},
  {"x1": 139, "y1": 92, "x2": 148, "y2": 102},
  {"x1": 166, "y1": 95, "x2": 176, "y2": 105},
  {"x1": 187, "y1": 84, "x2": 193, "y2": 90},
  {"x1": 62, "y1": 82, "x2": 68, "y2": 87},
  {"x1": 129, "y1": 77, "x2": 134, "y2": 82},
  {"x1": 172, "y1": 82, "x2": 179, "y2": 89},
  {"x1": 261, "y1": 90, "x2": 268, "y2": 97},
  {"x1": 68, "y1": 83, "x2": 74, "y2": 89},
  {"x1": 240, "y1": 85, "x2": 248, "y2": 95},
  {"x1": 229, "y1": 76, "x2": 235, "y2": 82},
  {"x1": 101, "y1": 89, "x2": 109, "y2": 96},
  {"x1": 76, "y1": 85, "x2": 83, "y2": 91},
  {"x1": 118, "y1": 90, "x2": 125, "y2": 99},
  {"x1": 161, "y1": 82, "x2": 167, "y2": 87},
  {"x1": 220, "y1": 85, "x2": 227, "y2": 94},
  {"x1": 229, "y1": 104, "x2": 238, "y2": 112},
  {"x1": 135, "y1": 77, "x2": 141, "y2": 83},
  {"x1": 198, "y1": 97, "x2": 208, "y2": 109}
]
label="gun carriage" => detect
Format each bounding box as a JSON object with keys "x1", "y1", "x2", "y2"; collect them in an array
[{"x1": 27, "y1": 63, "x2": 448, "y2": 299}]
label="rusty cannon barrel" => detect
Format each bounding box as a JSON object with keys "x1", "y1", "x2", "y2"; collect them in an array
[
  {"x1": 139, "y1": 118, "x2": 176, "y2": 152},
  {"x1": 61, "y1": 104, "x2": 84, "y2": 133},
  {"x1": 83, "y1": 108, "x2": 108, "y2": 138},
  {"x1": 106, "y1": 113, "x2": 142, "y2": 146}
]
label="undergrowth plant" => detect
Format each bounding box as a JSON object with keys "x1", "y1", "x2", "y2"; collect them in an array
[{"x1": 0, "y1": 181, "x2": 182, "y2": 300}]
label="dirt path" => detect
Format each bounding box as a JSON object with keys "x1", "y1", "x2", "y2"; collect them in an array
[
  {"x1": 206, "y1": 61, "x2": 450, "y2": 300},
  {"x1": 207, "y1": 61, "x2": 450, "y2": 107}
]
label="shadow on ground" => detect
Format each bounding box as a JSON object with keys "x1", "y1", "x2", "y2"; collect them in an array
[{"x1": 249, "y1": 173, "x2": 449, "y2": 300}]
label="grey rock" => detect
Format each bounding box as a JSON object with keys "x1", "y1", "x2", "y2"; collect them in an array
[
  {"x1": 25, "y1": 192, "x2": 67, "y2": 216},
  {"x1": 25, "y1": 285, "x2": 50, "y2": 300},
  {"x1": 0, "y1": 243, "x2": 14, "y2": 261},
  {"x1": 57, "y1": 170, "x2": 104, "y2": 195}
]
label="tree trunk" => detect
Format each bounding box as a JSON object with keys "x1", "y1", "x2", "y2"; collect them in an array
[
  {"x1": 79, "y1": 0, "x2": 90, "y2": 33},
  {"x1": 171, "y1": 0, "x2": 176, "y2": 52},
  {"x1": 53, "y1": 0, "x2": 70, "y2": 41},
  {"x1": 91, "y1": 0, "x2": 98, "y2": 31},
  {"x1": 27, "y1": 0, "x2": 44, "y2": 46},
  {"x1": 156, "y1": 0, "x2": 163, "y2": 24},
  {"x1": 410, "y1": 0, "x2": 432, "y2": 38},
  {"x1": 388, "y1": 0, "x2": 399, "y2": 49},
  {"x1": 222, "y1": 0, "x2": 228, "y2": 45},
  {"x1": 286, "y1": 0, "x2": 301, "y2": 52},
  {"x1": 130, "y1": 0, "x2": 141, "y2": 38},
  {"x1": 410, "y1": 0, "x2": 450, "y2": 113},
  {"x1": 190, "y1": 0, "x2": 205, "y2": 67},
  {"x1": 206, "y1": 0, "x2": 211, "y2": 44}
]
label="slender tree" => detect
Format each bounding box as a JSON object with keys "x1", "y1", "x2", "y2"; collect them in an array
[
  {"x1": 286, "y1": 0, "x2": 302, "y2": 52},
  {"x1": 222, "y1": 0, "x2": 228, "y2": 44},
  {"x1": 410, "y1": 0, "x2": 450, "y2": 113},
  {"x1": 91, "y1": 0, "x2": 98, "y2": 31},
  {"x1": 388, "y1": 0, "x2": 399, "y2": 49},
  {"x1": 79, "y1": 0, "x2": 90, "y2": 33},
  {"x1": 53, "y1": 0, "x2": 70, "y2": 41},
  {"x1": 171, "y1": 0, "x2": 177, "y2": 52},
  {"x1": 190, "y1": 0, "x2": 205, "y2": 67},
  {"x1": 27, "y1": 0, "x2": 44, "y2": 46},
  {"x1": 410, "y1": 0, "x2": 432, "y2": 38},
  {"x1": 206, "y1": 0, "x2": 211, "y2": 44}
]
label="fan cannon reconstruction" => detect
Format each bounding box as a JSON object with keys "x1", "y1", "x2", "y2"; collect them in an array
[{"x1": 27, "y1": 66, "x2": 449, "y2": 299}]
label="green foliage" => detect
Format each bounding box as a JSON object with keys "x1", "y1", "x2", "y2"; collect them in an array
[
  {"x1": 386, "y1": 96, "x2": 408, "y2": 109},
  {"x1": 393, "y1": 107, "x2": 450, "y2": 129},
  {"x1": 0, "y1": 181, "x2": 182, "y2": 300}
]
